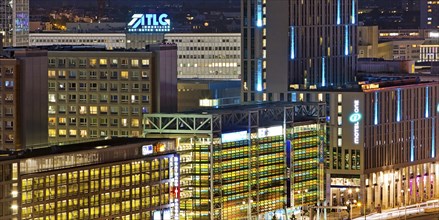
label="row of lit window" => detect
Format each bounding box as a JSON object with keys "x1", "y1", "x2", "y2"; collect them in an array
[
  {"x1": 49, "y1": 58, "x2": 150, "y2": 68},
  {"x1": 48, "y1": 70, "x2": 149, "y2": 80},
  {"x1": 49, "y1": 82, "x2": 150, "y2": 92}
]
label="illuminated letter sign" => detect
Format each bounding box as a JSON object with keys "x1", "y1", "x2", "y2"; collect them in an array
[
  {"x1": 128, "y1": 13, "x2": 171, "y2": 32},
  {"x1": 349, "y1": 100, "x2": 362, "y2": 145},
  {"x1": 142, "y1": 145, "x2": 153, "y2": 155}
]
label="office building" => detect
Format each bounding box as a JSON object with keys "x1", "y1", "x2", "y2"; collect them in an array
[
  {"x1": 178, "y1": 80, "x2": 241, "y2": 112},
  {"x1": 0, "y1": 48, "x2": 48, "y2": 150},
  {"x1": 0, "y1": 0, "x2": 29, "y2": 47},
  {"x1": 144, "y1": 102, "x2": 326, "y2": 219},
  {"x1": 242, "y1": 0, "x2": 357, "y2": 102},
  {"x1": 420, "y1": 0, "x2": 439, "y2": 29},
  {"x1": 165, "y1": 33, "x2": 241, "y2": 80},
  {"x1": 29, "y1": 33, "x2": 126, "y2": 50},
  {"x1": 0, "y1": 138, "x2": 180, "y2": 220},
  {"x1": 420, "y1": 38, "x2": 439, "y2": 62},
  {"x1": 46, "y1": 44, "x2": 177, "y2": 143},
  {"x1": 292, "y1": 79, "x2": 439, "y2": 211}
]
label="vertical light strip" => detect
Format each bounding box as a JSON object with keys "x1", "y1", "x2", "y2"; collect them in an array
[
  {"x1": 425, "y1": 87, "x2": 429, "y2": 118},
  {"x1": 432, "y1": 118, "x2": 436, "y2": 158},
  {"x1": 256, "y1": 59, "x2": 263, "y2": 92},
  {"x1": 351, "y1": 0, "x2": 356, "y2": 24},
  {"x1": 290, "y1": 26, "x2": 295, "y2": 60},
  {"x1": 410, "y1": 121, "x2": 415, "y2": 162},
  {"x1": 337, "y1": 0, "x2": 341, "y2": 25},
  {"x1": 256, "y1": 0, "x2": 263, "y2": 27},
  {"x1": 322, "y1": 57, "x2": 326, "y2": 87},
  {"x1": 345, "y1": 25, "x2": 349, "y2": 56},
  {"x1": 374, "y1": 92, "x2": 379, "y2": 125},
  {"x1": 397, "y1": 89, "x2": 401, "y2": 122}
]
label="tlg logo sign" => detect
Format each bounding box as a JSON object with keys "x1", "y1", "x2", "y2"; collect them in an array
[{"x1": 127, "y1": 13, "x2": 171, "y2": 32}]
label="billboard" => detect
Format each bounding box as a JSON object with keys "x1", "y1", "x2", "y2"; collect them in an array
[{"x1": 127, "y1": 13, "x2": 171, "y2": 32}]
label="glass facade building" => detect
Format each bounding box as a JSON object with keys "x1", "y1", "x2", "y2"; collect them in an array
[
  {"x1": 144, "y1": 102, "x2": 326, "y2": 219},
  {"x1": 0, "y1": 0, "x2": 29, "y2": 47},
  {"x1": 0, "y1": 138, "x2": 180, "y2": 220}
]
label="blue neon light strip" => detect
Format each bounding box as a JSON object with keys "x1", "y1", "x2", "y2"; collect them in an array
[
  {"x1": 337, "y1": 0, "x2": 341, "y2": 25},
  {"x1": 352, "y1": 0, "x2": 356, "y2": 24},
  {"x1": 256, "y1": 59, "x2": 263, "y2": 92},
  {"x1": 322, "y1": 57, "x2": 326, "y2": 87},
  {"x1": 374, "y1": 92, "x2": 379, "y2": 125},
  {"x1": 256, "y1": 0, "x2": 263, "y2": 27},
  {"x1": 345, "y1": 25, "x2": 349, "y2": 55},
  {"x1": 290, "y1": 26, "x2": 295, "y2": 60},
  {"x1": 425, "y1": 87, "x2": 429, "y2": 118},
  {"x1": 433, "y1": 118, "x2": 436, "y2": 158},
  {"x1": 397, "y1": 89, "x2": 401, "y2": 122},
  {"x1": 410, "y1": 121, "x2": 415, "y2": 162}
]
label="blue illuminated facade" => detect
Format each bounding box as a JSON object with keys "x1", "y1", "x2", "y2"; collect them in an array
[
  {"x1": 374, "y1": 92, "x2": 379, "y2": 125},
  {"x1": 397, "y1": 89, "x2": 401, "y2": 122},
  {"x1": 256, "y1": 0, "x2": 263, "y2": 27},
  {"x1": 426, "y1": 87, "x2": 429, "y2": 118},
  {"x1": 337, "y1": 0, "x2": 341, "y2": 25},
  {"x1": 256, "y1": 59, "x2": 263, "y2": 92},
  {"x1": 433, "y1": 118, "x2": 436, "y2": 158},
  {"x1": 322, "y1": 57, "x2": 326, "y2": 87},
  {"x1": 290, "y1": 27, "x2": 295, "y2": 60}
]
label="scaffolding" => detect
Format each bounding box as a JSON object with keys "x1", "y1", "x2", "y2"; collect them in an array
[{"x1": 143, "y1": 102, "x2": 326, "y2": 220}]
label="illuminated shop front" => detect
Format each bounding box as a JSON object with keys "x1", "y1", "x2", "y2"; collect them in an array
[{"x1": 144, "y1": 102, "x2": 326, "y2": 220}]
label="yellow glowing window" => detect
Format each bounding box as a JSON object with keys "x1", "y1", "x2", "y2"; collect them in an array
[
  {"x1": 69, "y1": 130, "x2": 77, "y2": 136},
  {"x1": 89, "y1": 59, "x2": 97, "y2": 66},
  {"x1": 131, "y1": 59, "x2": 139, "y2": 67},
  {"x1": 49, "y1": 129, "x2": 56, "y2": 137},
  {"x1": 131, "y1": 119, "x2": 139, "y2": 127},
  {"x1": 48, "y1": 70, "x2": 56, "y2": 78},
  {"x1": 120, "y1": 71, "x2": 129, "y2": 79},
  {"x1": 99, "y1": 59, "x2": 107, "y2": 65},
  {"x1": 90, "y1": 106, "x2": 98, "y2": 114}
]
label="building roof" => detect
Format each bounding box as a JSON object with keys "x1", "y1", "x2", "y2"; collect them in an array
[{"x1": 0, "y1": 137, "x2": 172, "y2": 161}]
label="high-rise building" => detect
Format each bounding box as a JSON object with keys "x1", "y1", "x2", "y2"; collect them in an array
[
  {"x1": 144, "y1": 102, "x2": 326, "y2": 219},
  {"x1": 45, "y1": 44, "x2": 177, "y2": 143},
  {"x1": 0, "y1": 0, "x2": 29, "y2": 47},
  {"x1": 420, "y1": 0, "x2": 439, "y2": 29},
  {"x1": 241, "y1": 0, "x2": 357, "y2": 102},
  {"x1": 0, "y1": 137, "x2": 180, "y2": 220},
  {"x1": 291, "y1": 78, "x2": 439, "y2": 211},
  {"x1": 0, "y1": 48, "x2": 48, "y2": 150}
]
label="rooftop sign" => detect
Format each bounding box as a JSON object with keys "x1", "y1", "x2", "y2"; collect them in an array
[{"x1": 127, "y1": 13, "x2": 171, "y2": 32}]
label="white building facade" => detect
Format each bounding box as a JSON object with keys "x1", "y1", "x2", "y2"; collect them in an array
[{"x1": 164, "y1": 33, "x2": 241, "y2": 79}]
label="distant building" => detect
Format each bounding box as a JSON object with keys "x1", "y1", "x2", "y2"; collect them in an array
[
  {"x1": 144, "y1": 102, "x2": 326, "y2": 219},
  {"x1": 177, "y1": 80, "x2": 241, "y2": 112},
  {"x1": 358, "y1": 26, "x2": 379, "y2": 59},
  {"x1": 29, "y1": 33, "x2": 126, "y2": 50},
  {"x1": 0, "y1": 48, "x2": 48, "y2": 150},
  {"x1": 358, "y1": 58, "x2": 415, "y2": 74},
  {"x1": 29, "y1": 32, "x2": 242, "y2": 81},
  {"x1": 0, "y1": 138, "x2": 180, "y2": 220},
  {"x1": 420, "y1": 38, "x2": 439, "y2": 62},
  {"x1": 420, "y1": 0, "x2": 439, "y2": 29},
  {"x1": 45, "y1": 44, "x2": 177, "y2": 143},
  {"x1": 0, "y1": 0, "x2": 29, "y2": 46},
  {"x1": 165, "y1": 33, "x2": 241, "y2": 80},
  {"x1": 242, "y1": 0, "x2": 357, "y2": 102}
]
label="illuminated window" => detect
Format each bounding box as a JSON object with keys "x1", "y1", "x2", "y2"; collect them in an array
[
  {"x1": 131, "y1": 59, "x2": 139, "y2": 67},
  {"x1": 99, "y1": 59, "x2": 108, "y2": 65},
  {"x1": 90, "y1": 106, "x2": 98, "y2": 114},
  {"x1": 121, "y1": 71, "x2": 129, "y2": 79},
  {"x1": 59, "y1": 129, "x2": 67, "y2": 136},
  {"x1": 89, "y1": 59, "x2": 97, "y2": 67},
  {"x1": 131, "y1": 119, "x2": 139, "y2": 127},
  {"x1": 49, "y1": 129, "x2": 56, "y2": 137},
  {"x1": 69, "y1": 130, "x2": 77, "y2": 136}
]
